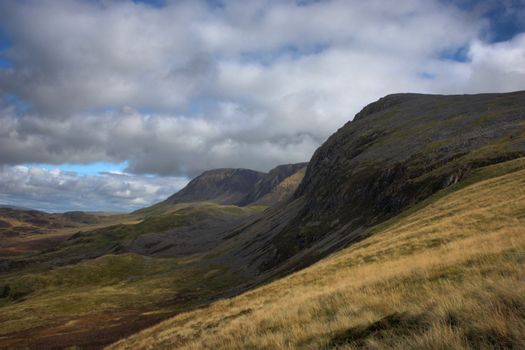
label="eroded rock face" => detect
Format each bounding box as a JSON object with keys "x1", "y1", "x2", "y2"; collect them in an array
[
  {"x1": 258, "y1": 91, "x2": 525, "y2": 272},
  {"x1": 296, "y1": 91, "x2": 525, "y2": 225},
  {"x1": 133, "y1": 91, "x2": 525, "y2": 278},
  {"x1": 236, "y1": 163, "x2": 308, "y2": 206}
]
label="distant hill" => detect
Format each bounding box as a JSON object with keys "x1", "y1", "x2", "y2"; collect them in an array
[
  {"x1": 165, "y1": 168, "x2": 266, "y2": 205},
  {"x1": 251, "y1": 166, "x2": 307, "y2": 206},
  {"x1": 164, "y1": 163, "x2": 307, "y2": 206},
  {"x1": 0, "y1": 208, "x2": 129, "y2": 257},
  {"x1": 0, "y1": 208, "x2": 95, "y2": 237},
  {"x1": 0, "y1": 204, "x2": 33, "y2": 211}
]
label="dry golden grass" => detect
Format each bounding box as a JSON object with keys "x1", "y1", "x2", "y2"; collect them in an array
[{"x1": 110, "y1": 162, "x2": 525, "y2": 350}]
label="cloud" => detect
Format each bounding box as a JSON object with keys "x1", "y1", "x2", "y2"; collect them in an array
[
  {"x1": 0, "y1": 0, "x2": 524, "y2": 210},
  {"x1": 0, "y1": 103, "x2": 318, "y2": 176},
  {"x1": 0, "y1": 164, "x2": 187, "y2": 212},
  {"x1": 464, "y1": 33, "x2": 525, "y2": 90}
]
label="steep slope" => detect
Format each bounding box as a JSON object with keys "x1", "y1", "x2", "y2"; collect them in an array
[
  {"x1": 252, "y1": 167, "x2": 307, "y2": 206},
  {"x1": 109, "y1": 157, "x2": 525, "y2": 350},
  {"x1": 133, "y1": 91, "x2": 525, "y2": 281},
  {"x1": 236, "y1": 163, "x2": 308, "y2": 206},
  {"x1": 227, "y1": 91, "x2": 525, "y2": 275}
]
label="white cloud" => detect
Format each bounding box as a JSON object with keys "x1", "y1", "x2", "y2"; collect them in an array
[
  {"x1": 0, "y1": 0, "x2": 524, "y2": 210},
  {"x1": 0, "y1": 165, "x2": 187, "y2": 212},
  {"x1": 465, "y1": 33, "x2": 525, "y2": 90}
]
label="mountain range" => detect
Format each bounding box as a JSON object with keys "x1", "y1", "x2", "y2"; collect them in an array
[{"x1": 1, "y1": 91, "x2": 525, "y2": 349}]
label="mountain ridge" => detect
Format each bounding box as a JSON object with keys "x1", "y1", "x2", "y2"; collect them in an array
[{"x1": 164, "y1": 163, "x2": 308, "y2": 207}]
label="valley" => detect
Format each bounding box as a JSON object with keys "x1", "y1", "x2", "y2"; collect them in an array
[
  {"x1": 1, "y1": 91, "x2": 525, "y2": 349},
  {"x1": 111, "y1": 157, "x2": 525, "y2": 349}
]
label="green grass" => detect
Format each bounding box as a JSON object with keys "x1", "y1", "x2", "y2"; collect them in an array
[
  {"x1": 0, "y1": 202, "x2": 263, "y2": 347},
  {"x1": 0, "y1": 252, "x2": 245, "y2": 338},
  {"x1": 4, "y1": 202, "x2": 264, "y2": 271}
]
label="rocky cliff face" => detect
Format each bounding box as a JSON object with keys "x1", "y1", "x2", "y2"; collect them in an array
[
  {"x1": 296, "y1": 91, "x2": 525, "y2": 223},
  {"x1": 236, "y1": 163, "x2": 308, "y2": 206},
  {"x1": 235, "y1": 91, "x2": 525, "y2": 274}
]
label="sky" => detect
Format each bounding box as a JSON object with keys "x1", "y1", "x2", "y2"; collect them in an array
[{"x1": 0, "y1": 0, "x2": 525, "y2": 212}]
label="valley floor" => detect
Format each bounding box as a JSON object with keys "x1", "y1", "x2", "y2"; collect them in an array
[
  {"x1": 110, "y1": 158, "x2": 525, "y2": 349},
  {"x1": 0, "y1": 204, "x2": 262, "y2": 348}
]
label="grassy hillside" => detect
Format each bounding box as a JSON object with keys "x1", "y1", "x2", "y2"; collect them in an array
[
  {"x1": 110, "y1": 158, "x2": 525, "y2": 349},
  {"x1": 0, "y1": 202, "x2": 264, "y2": 348},
  {"x1": 0, "y1": 209, "x2": 131, "y2": 256}
]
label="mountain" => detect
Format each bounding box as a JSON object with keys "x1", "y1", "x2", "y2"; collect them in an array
[
  {"x1": 235, "y1": 91, "x2": 525, "y2": 275},
  {"x1": 110, "y1": 91, "x2": 525, "y2": 349},
  {"x1": 165, "y1": 168, "x2": 266, "y2": 205},
  {"x1": 164, "y1": 163, "x2": 307, "y2": 206},
  {"x1": 250, "y1": 166, "x2": 307, "y2": 206},
  {"x1": 2, "y1": 91, "x2": 525, "y2": 349}
]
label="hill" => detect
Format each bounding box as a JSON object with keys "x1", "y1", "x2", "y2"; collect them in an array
[
  {"x1": 0, "y1": 208, "x2": 126, "y2": 256},
  {"x1": 0, "y1": 163, "x2": 306, "y2": 347},
  {"x1": 236, "y1": 163, "x2": 308, "y2": 206}
]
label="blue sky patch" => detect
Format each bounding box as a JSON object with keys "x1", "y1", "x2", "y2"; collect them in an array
[
  {"x1": 3, "y1": 94, "x2": 31, "y2": 114},
  {"x1": 418, "y1": 72, "x2": 437, "y2": 80},
  {"x1": 444, "y1": 0, "x2": 525, "y2": 42},
  {"x1": 132, "y1": 0, "x2": 166, "y2": 8},
  {"x1": 0, "y1": 27, "x2": 13, "y2": 69},
  {"x1": 241, "y1": 43, "x2": 329, "y2": 66},
  {"x1": 27, "y1": 161, "x2": 129, "y2": 176},
  {"x1": 439, "y1": 45, "x2": 471, "y2": 62}
]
